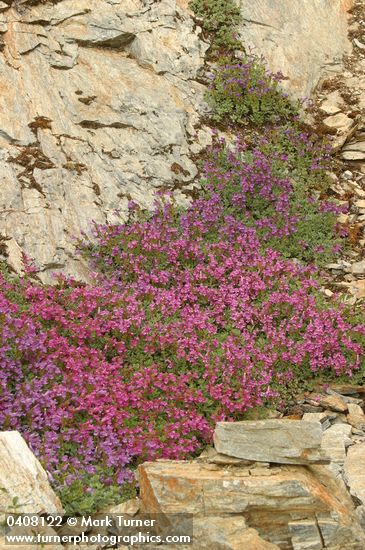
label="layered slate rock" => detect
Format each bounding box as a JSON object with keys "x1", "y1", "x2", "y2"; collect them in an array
[
  {"x1": 166, "y1": 517, "x2": 281, "y2": 550},
  {"x1": 347, "y1": 404, "x2": 365, "y2": 430},
  {"x1": 130, "y1": 518, "x2": 280, "y2": 550},
  {"x1": 213, "y1": 419, "x2": 329, "y2": 465},
  {"x1": 345, "y1": 443, "x2": 365, "y2": 506},
  {"x1": 342, "y1": 131, "x2": 365, "y2": 161},
  {"x1": 137, "y1": 386, "x2": 365, "y2": 548},
  {"x1": 138, "y1": 459, "x2": 364, "y2": 549},
  {"x1": 321, "y1": 423, "x2": 352, "y2": 465}
]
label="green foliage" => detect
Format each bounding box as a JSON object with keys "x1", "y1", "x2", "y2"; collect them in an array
[
  {"x1": 206, "y1": 60, "x2": 299, "y2": 126},
  {"x1": 57, "y1": 469, "x2": 137, "y2": 515},
  {"x1": 189, "y1": 0, "x2": 242, "y2": 53},
  {"x1": 255, "y1": 127, "x2": 341, "y2": 265},
  {"x1": 258, "y1": 125, "x2": 332, "y2": 192},
  {"x1": 338, "y1": 306, "x2": 365, "y2": 385},
  {"x1": 240, "y1": 406, "x2": 278, "y2": 421},
  {"x1": 267, "y1": 198, "x2": 339, "y2": 265},
  {"x1": 202, "y1": 126, "x2": 341, "y2": 266}
]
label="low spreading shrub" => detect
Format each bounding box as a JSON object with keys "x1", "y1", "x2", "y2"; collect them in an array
[
  {"x1": 1, "y1": 189, "x2": 364, "y2": 512},
  {"x1": 206, "y1": 60, "x2": 299, "y2": 125},
  {"x1": 0, "y1": 7, "x2": 363, "y2": 515},
  {"x1": 201, "y1": 133, "x2": 343, "y2": 264}
]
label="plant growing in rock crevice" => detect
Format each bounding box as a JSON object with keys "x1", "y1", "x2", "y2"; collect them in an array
[
  {"x1": 189, "y1": 0, "x2": 242, "y2": 54},
  {"x1": 200, "y1": 133, "x2": 342, "y2": 264},
  {"x1": 1, "y1": 175, "x2": 363, "y2": 512}
]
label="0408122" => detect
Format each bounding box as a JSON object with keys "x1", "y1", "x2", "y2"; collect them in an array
[{"x1": 6, "y1": 514, "x2": 63, "y2": 528}]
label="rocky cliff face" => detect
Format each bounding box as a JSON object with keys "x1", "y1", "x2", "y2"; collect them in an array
[
  {"x1": 238, "y1": 0, "x2": 353, "y2": 98},
  {"x1": 0, "y1": 0, "x2": 353, "y2": 282},
  {"x1": 0, "y1": 0, "x2": 210, "y2": 281}
]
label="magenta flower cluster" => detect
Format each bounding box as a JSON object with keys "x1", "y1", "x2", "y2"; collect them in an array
[
  {"x1": 210, "y1": 61, "x2": 283, "y2": 98},
  {"x1": 0, "y1": 137, "x2": 364, "y2": 501},
  {"x1": 200, "y1": 137, "x2": 341, "y2": 245}
]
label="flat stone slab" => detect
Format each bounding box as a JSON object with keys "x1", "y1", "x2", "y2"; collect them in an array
[
  {"x1": 302, "y1": 411, "x2": 337, "y2": 430},
  {"x1": 347, "y1": 404, "x2": 365, "y2": 430},
  {"x1": 138, "y1": 460, "x2": 331, "y2": 516},
  {"x1": 214, "y1": 420, "x2": 328, "y2": 465}
]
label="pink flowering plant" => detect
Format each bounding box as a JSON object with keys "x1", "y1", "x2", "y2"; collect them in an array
[
  {"x1": 0, "y1": 34, "x2": 364, "y2": 513},
  {"x1": 1, "y1": 171, "x2": 363, "y2": 512},
  {"x1": 199, "y1": 133, "x2": 343, "y2": 264},
  {"x1": 206, "y1": 59, "x2": 300, "y2": 125},
  {"x1": 189, "y1": 0, "x2": 242, "y2": 53}
]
